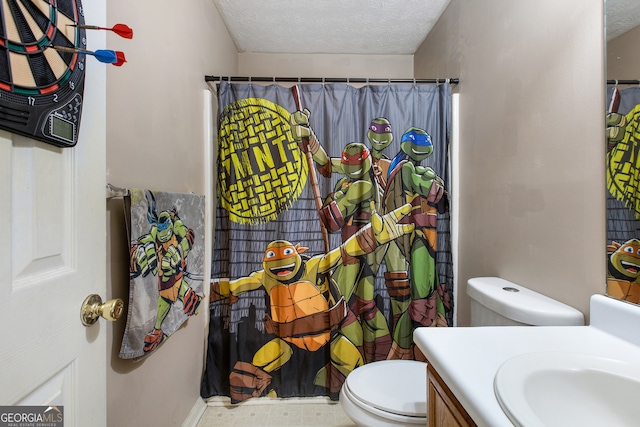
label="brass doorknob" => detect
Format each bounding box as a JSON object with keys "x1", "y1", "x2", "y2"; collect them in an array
[{"x1": 80, "y1": 294, "x2": 124, "y2": 326}]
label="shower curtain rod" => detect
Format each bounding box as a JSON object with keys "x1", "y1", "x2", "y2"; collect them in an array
[
  {"x1": 607, "y1": 79, "x2": 640, "y2": 85},
  {"x1": 205, "y1": 76, "x2": 459, "y2": 84}
]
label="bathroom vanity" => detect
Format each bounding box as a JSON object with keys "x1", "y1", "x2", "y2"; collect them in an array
[
  {"x1": 414, "y1": 294, "x2": 640, "y2": 427},
  {"x1": 427, "y1": 363, "x2": 476, "y2": 427}
]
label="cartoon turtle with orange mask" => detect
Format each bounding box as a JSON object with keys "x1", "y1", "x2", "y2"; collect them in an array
[
  {"x1": 607, "y1": 238, "x2": 640, "y2": 304},
  {"x1": 210, "y1": 203, "x2": 414, "y2": 402}
]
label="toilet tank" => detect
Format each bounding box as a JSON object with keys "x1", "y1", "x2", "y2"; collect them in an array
[{"x1": 467, "y1": 277, "x2": 585, "y2": 326}]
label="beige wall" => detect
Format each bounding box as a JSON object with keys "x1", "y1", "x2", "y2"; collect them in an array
[
  {"x1": 415, "y1": 0, "x2": 606, "y2": 325},
  {"x1": 607, "y1": 24, "x2": 640, "y2": 80},
  {"x1": 104, "y1": 1, "x2": 237, "y2": 426},
  {"x1": 238, "y1": 53, "x2": 413, "y2": 78}
]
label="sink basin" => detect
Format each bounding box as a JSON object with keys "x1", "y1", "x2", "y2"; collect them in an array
[{"x1": 494, "y1": 352, "x2": 640, "y2": 427}]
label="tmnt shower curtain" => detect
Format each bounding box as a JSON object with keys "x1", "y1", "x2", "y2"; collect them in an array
[
  {"x1": 201, "y1": 81, "x2": 453, "y2": 402},
  {"x1": 606, "y1": 86, "x2": 640, "y2": 303}
]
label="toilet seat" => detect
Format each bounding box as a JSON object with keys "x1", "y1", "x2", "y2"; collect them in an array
[{"x1": 341, "y1": 360, "x2": 427, "y2": 424}]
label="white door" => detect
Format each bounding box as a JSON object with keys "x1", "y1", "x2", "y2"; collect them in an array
[{"x1": 0, "y1": 1, "x2": 107, "y2": 426}]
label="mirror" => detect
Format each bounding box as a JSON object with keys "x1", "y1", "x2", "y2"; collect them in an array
[{"x1": 605, "y1": 0, "x2": 640, "y2": 304}]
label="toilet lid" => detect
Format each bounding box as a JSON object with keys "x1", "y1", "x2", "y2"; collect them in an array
[{"x1": 345, "y1": 360, "x2": 427, "y2": 417}]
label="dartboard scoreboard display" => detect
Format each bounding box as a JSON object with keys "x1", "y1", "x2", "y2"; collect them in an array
[{"x1": 0, "y1": 0, "x2": 87, "y2": 147}]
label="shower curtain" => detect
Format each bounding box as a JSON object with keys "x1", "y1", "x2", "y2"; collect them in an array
[
  {"x1": 606, "y1": 86, "x2": 640, "y2": 304},
  {"x1": 201, "y1": 80, "x2": 453, "y2": 402}
]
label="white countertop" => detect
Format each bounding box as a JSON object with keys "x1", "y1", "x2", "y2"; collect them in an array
[{"x1": 413, "y1": 294, "x2": 640, "y2": 427}]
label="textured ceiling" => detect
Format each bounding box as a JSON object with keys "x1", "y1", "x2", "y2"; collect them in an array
[
  {"x1": 213, "y1": 0, "x2": 640, "y2": 55},
  {"x1": 212, "y1": 0, "x2": 451, "y2": 55},
  {"x1": 607, "y1": 0, "x2": 640, "y2": 40}
]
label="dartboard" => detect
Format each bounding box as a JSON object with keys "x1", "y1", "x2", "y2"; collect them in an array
[{"x1": 0, "y1": 0, "x2": 86, "y2": 147}]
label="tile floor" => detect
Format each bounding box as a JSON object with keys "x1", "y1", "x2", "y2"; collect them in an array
[{"x1": 197, "y1": 397, "x2": 357, "y2": 427}]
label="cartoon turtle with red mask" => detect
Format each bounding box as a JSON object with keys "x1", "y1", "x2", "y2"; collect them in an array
[{"x1": 210, "y1": 203, "x2": 414, "y2": 402}]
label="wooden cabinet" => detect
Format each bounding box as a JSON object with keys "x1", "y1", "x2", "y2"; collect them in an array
[{"x1": 427, "y1": 364, "x2": 477, "y2": 427}]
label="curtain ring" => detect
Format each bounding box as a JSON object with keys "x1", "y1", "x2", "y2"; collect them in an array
[
  {"x1": 446, "y1": 78, "x2": 450, "y2": 84},
  {"x1": 366, "y1": 77, "x2": 369, "y2": 85},
  {"x1": 227, "y1": 76, "x2": 230, "y2": 83},
  {"x1": 322, "y1": 77, "x2": 325, "y2": 87},
  {"x1": 298, "y1": 77, "x2": 301, "y2": 84},
  {"x1": 273, "y1": 76, "x2": 276, "y2": 84}
]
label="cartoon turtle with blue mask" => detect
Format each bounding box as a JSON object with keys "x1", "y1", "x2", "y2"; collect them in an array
[
  {"x1": 383, "y1": 127, "x2": 451, "y2": 360},
  {"x1": 130, "y1": 192, "x2": 202, "y2": 353}
]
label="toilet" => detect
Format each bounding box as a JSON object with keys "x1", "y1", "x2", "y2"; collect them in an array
[
  {"x1": 467, "y1": 276, "x2": 584, "y2": 327},
  {"x1": 339, "y1": 276, "x2": 585, "y2": 426},
  {"x1": 340, "y1": 359, "x2": 428, "y2": 426}
]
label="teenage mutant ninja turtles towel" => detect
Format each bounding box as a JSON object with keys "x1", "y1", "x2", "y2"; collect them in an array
[
  {"x1": 119, "y1": 189, "x2": 206, "y2": 360},
  {"x1": 202, "y1": 81, "x2": 453, "y2": 402}
]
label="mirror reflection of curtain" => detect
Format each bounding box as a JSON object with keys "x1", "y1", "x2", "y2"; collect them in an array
[
  {"x1": 606, "y1": 86, "x2": 640, "y2": 304},
  {"x1": 201, "y1": 81, "x2": 453, "y2": 402}
]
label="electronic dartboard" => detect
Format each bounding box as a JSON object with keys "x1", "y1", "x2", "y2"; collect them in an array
[{"x1": 0, "y1": 0, "x2": 87, "y2": 147}]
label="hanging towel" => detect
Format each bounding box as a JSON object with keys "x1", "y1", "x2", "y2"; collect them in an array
[{"x1": 119, "y1": 188, "x2": 206, "y2": 360}]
